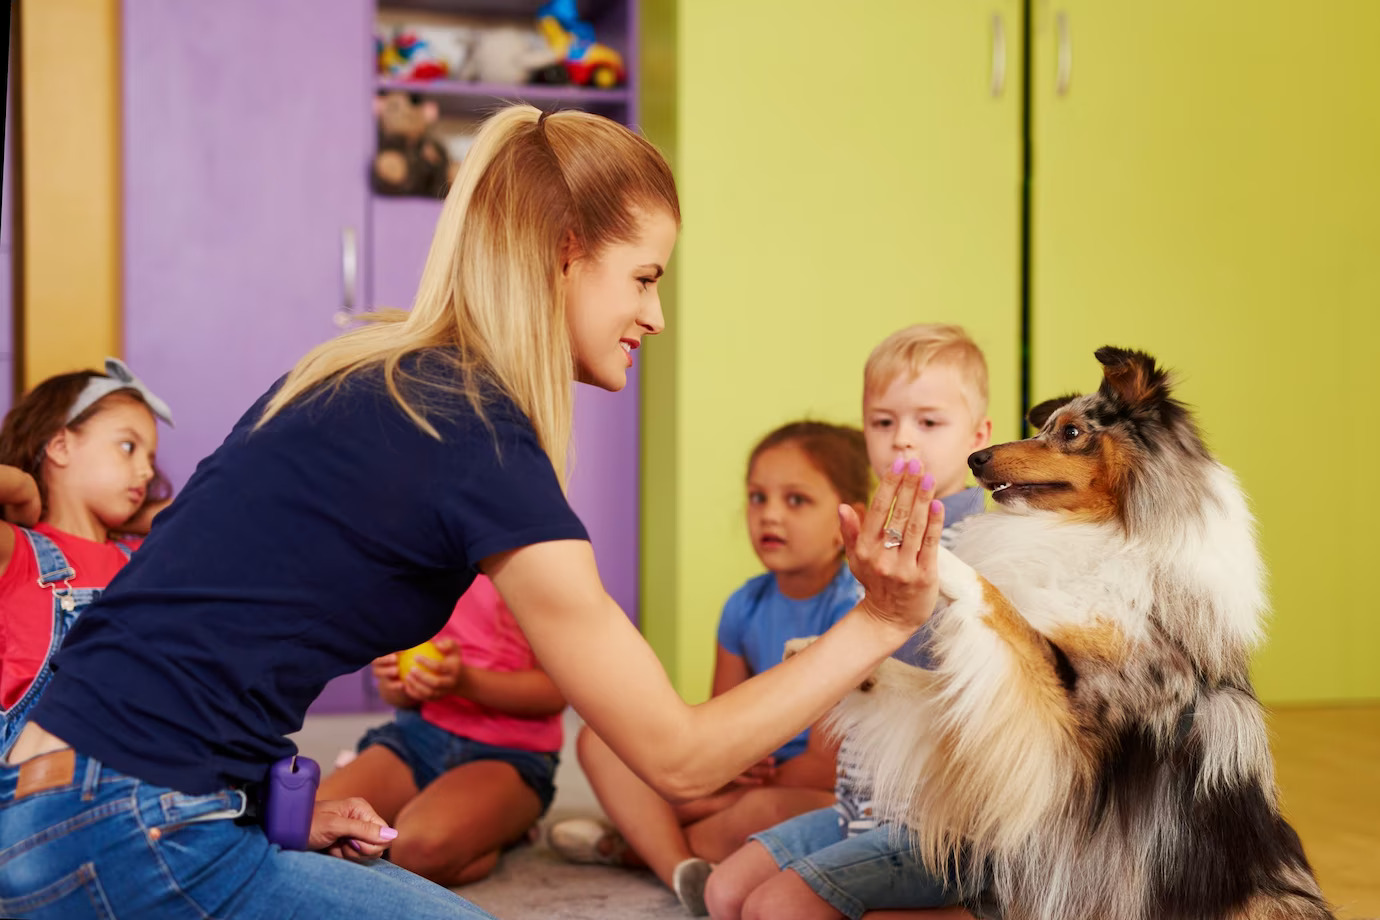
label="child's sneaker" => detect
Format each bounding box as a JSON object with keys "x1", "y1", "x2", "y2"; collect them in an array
[
  {"x1": 546, "y1": 816, "x2": 627, "y2": 865},
  {"x1": 672, "y1": 857, "x2": 713, "y2": 916}
]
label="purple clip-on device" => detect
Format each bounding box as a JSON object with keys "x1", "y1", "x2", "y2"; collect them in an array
[{"x1": 262, "y1": 754, "x2": 320, "y2": 850}]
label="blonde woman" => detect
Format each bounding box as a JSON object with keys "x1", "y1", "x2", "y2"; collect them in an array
[{"x1": 0, "y1": 106, "x2": 945, "y2": 919}]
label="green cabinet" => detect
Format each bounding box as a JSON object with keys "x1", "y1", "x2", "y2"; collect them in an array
[
  {"x1": 642, "y1": 0, "x2": 1378, "y2": 704},
  {"x1": 1029, "y1": 1, "x2": 1380, "y2": 702}
]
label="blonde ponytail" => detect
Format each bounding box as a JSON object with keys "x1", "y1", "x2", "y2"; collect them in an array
[{"x1": 257, "y1": 105, "x2": 679, "y2": 486}]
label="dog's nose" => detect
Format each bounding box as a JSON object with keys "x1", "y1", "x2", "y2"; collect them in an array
[{"x1": 968, "y1": 449, "x2": 992, "y2": 474}]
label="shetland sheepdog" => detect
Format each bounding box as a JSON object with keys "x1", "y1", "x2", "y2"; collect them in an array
[{"x1": 829, "y1": 347, "x2": 1332, "y2": 920}]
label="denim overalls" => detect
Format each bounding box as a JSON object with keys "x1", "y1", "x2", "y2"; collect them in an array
[{"x1": 0, "y1": 528, "x2": 131, "y2": 758}]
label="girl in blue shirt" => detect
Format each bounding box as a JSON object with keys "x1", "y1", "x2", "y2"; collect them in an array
[
  {"x1": 0, "y1": 106, "x2": 945, "y2": 920},
  {"x1": 550, "y1": 421, "x2": 873, "y2": 912}
]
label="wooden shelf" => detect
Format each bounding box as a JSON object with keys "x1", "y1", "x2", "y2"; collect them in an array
[{"x1": 377, "y1": 77, "x2": 629, "y2": 104}]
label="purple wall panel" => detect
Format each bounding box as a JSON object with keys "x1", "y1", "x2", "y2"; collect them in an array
[
  {"x1": 123, "y1": 0, "x2": 376, "y2": 489},
  {"x1": 369, "y1": 197, "x2": 442, "y2": 311}
]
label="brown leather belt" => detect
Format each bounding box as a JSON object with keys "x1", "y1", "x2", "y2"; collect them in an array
[{"x1": 14, "y1": 748, "x2": 76, "y2": 800}]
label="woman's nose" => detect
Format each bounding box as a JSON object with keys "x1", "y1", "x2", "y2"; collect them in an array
[{"x1": 639, "y1": 295, "x2": 665, "y2": 335}]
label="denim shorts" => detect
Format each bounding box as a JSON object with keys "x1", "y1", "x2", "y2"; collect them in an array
[
  {"x1": 750, "y1": 806, "x2": 962, "y2": 919},
  {"x1": 359, "y1": 709, "x2": 559, "y2": 814},
  {"x1": 0, "y1": 748, "x2": 497, "y2": 919}
]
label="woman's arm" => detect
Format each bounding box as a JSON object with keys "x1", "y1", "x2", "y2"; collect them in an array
[{"x1": 486, "y1": 463, "x2": 943, "y2": 803}]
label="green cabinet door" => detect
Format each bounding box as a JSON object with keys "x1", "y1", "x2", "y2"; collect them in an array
[
  {"x1": 1029, "y1": 0, "x2": 1380, "y2": 702},
  {"x1": 643, "y1": 0, "x2": 1026, "y2": 697}
]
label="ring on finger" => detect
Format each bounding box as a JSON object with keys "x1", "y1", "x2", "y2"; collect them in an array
[{"x1": 882, "y1": 527, "x2": 904, "y2": 549}]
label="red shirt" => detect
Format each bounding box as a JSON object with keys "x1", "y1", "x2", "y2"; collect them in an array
[
  {"x1": 0, "y1": 522, "x2": 137, "y2": 708},
  {"x1": 419, "y1": 576, "x2": 563, "y2": 753}
]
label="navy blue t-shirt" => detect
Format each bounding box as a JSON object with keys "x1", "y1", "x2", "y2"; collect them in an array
[{"x1": 36, "y1": 351, "x2": 588, "y2": 794}]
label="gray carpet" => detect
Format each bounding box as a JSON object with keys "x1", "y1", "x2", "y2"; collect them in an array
[{"x1": 291, "y1": 710, "x2": 690, "y2": 920}]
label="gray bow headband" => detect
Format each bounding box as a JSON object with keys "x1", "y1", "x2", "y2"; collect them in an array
[{"x1": 65, "y1": 357, "x2": 175, "y2": 427}]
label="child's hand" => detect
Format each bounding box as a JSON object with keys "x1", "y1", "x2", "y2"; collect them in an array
[
  {"x1": 400, "y1": 638, "x2": 467, "y2": 702},
  {"x1": 371, "y1": 653, "x2": 404, "y2": 695},
  {"x1": 0, "y1": 466, "x2": 41, "y2": 527},
  {"x1": 730, "y1": 756, "x2": 777, "y2": 787},
  {"x1": 840, "y1": 457, "x2": 944, "y2": 637}
]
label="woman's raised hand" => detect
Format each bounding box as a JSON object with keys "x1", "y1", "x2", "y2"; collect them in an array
[{"x1": 838, "y1": 457, "x2": 945, "y2": 636}]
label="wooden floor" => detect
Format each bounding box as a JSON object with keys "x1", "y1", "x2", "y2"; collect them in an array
[{"x1": 1270, "y1": 705, "x2": 1380, "y2": 918}]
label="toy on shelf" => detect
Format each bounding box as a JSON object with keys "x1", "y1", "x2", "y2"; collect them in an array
[
  {"x1": 370, "y1": 91, "x2": 457, "y2": 199},
  {"x1": 460, "y1": 24, "x2": 562, "y2": 86},
  {"x1": 535, "y1": 0, "x2": 626, "y2": 89},
  {"x1": 377, "y1": 26, "x2": 472, "y2": 82}
]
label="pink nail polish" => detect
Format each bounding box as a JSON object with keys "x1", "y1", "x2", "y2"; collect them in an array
[
  {"x1": 921, "y1": 473, "x2": 934, "y2": 490},
  {"x1": 891, "y1": 457, "x2": 905, "y2": 474},
  {"x1": 908, "y1": 458, "x2": 922, "y2": 475},
  {"x1": 932, "y1": 500, "x2": 944, "y2": 514},
  {"x1": 379, "y1": 826, "x2": 399, "y2": 841}
]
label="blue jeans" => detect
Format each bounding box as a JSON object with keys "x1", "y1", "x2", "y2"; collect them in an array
[
  {"x1": 0, "y1": 748, "x2": 498, "y2": 919},
  {"x1": 359, "y1": 708, "x2": 558, "y2": 813},
  {"x1": 751, "y1": 806, "x2": 962, "y2": 919}
]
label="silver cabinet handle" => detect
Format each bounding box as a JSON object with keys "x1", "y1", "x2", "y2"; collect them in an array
[
  {"x1": 991, "y1": 13, "x2": 1007, "y2": 98},
  {"x1": 335, "y1": 226, "x2": 358, "y2": 328},
  {"x1": 1056, "y1": 10, "x2": 1072, "y2": 96}
]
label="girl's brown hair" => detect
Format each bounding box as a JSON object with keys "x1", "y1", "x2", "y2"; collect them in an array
[
  {"x1": 748, "y1": 421, "x2": 872, "y2": 507},
  {"x1": 257, "y1": 105, "x2": 680, "y2": 486},
  {"x1": 0, "y1": 372, "x2": 172, "y2": 522}
]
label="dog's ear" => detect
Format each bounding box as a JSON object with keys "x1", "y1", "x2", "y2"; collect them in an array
[
  {"x1": 1095, "y1": 346, "x2": 1172, "y2": 410},
  {"x1": 1028, "y1": 394, "x2": 1077, "y2": 430}
]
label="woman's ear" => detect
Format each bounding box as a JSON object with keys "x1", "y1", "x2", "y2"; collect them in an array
[{"x1": 560, "y1": 230, "x2": 581, "y2": 276}]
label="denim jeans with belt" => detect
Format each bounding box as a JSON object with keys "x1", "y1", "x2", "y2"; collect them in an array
[{"x1": 0, "y1": 748, "x2": 499, "y2": 919}]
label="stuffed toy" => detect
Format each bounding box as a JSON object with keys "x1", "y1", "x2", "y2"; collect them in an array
[
  {"x1": 370, "y1": 91, "x2": 458, "y2": 198},
  {"x1": 461, "y1": 24, "x2": 561, "y2": 85}
]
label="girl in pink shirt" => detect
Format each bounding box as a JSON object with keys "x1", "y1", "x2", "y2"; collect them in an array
[{"x1": 317, "y1": 574, "x2": 566, "y2": 886}]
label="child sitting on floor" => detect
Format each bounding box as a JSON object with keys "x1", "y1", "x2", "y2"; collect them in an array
[
  {"x1": 317, "y1": 574, "x2": 566, "y2": 885},
  {"x1": 548, "y1": 420, "x2": 874, "y2": 915},
  {"x1": 705, "y1": 324, "x2": 994, "y2": 920}
]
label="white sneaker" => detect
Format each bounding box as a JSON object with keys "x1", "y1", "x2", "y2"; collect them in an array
[
  {"x1": 547, "y1": 816, "x2": 627, "y2": 865},
  {"x1": 672, "y1": 857, "x2": 713, "y2": 916}
]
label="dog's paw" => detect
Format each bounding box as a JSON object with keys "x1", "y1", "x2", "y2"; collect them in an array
[{"x1": 782, "y1": 636, "x2": 820, "y2": 661}]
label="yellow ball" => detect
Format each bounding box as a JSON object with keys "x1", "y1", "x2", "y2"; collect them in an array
[{"x1": 395, "y1": 640, "x2": 442, "y2": 681}]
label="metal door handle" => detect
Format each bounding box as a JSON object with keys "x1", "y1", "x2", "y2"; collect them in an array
[
  {"x1": 335, "y1": 227, "x2": 358, "y2": 328},
  {"x1": 1056, "y1": 10, "x2": 1072, "y2": 96},
  {"x1": 991, "y1": 13, "x2": 1007, "y2": 98}
]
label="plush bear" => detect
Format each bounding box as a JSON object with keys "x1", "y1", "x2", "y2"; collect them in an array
[{"x1": 370, "y1": 92, "x2": 458, "y2": 199}]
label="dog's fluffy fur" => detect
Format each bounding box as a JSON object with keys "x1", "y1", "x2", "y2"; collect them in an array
[{"x1": 831, "y1": 347, "x2": 1332, "y2": 920}]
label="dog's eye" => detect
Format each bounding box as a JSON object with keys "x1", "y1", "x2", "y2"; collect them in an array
[{"x1": 1062, "y1": 424, "x2": 1081, "y2": 440}]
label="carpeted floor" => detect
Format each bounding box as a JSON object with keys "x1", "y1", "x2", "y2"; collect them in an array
[{"x1": 291, "y1": 709, "x2": 689, "y2": 920}]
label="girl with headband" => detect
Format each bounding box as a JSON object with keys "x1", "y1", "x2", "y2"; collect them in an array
[{"x1": 0, "y1": 358, "x2": 174, "y2": 757}]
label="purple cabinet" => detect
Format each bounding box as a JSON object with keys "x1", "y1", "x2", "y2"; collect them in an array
[
  {"x1": 123, "y1": 0, "x2": 376, "y2": 490},
  {"x1": 123, "y1": 0, "x2": 376, "y2": 714}
]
